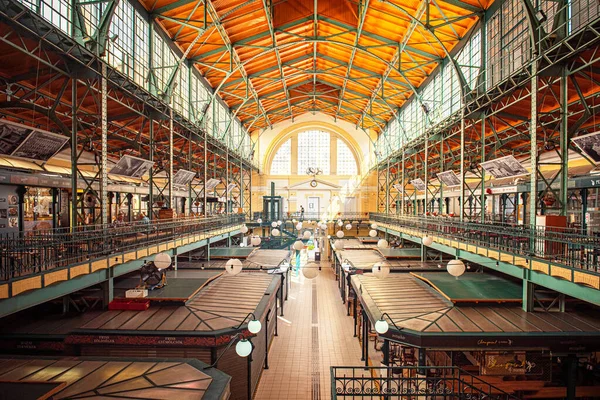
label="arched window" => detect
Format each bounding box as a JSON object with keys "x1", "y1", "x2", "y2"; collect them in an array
[
  {"x1": 337, "y1": 140, "x2": 358, "y2": 175},
  {"x1": 298, "y1": 130, "x2": 330, "y2": 174},
  {"x1": 270, "y1": 138, "x2": 291, "y2": 175}
]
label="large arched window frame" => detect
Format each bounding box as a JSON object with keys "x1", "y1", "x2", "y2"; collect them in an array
[{"x1": 268, "y1": 129, "x2": 360, "y2": 176}]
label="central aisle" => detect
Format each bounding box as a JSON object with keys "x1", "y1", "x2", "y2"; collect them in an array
[{"x1": 254, "y1": 262, "x2": 364, "y2": 400}]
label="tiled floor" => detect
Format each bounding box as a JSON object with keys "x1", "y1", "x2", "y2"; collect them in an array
[{"x1": 254, "y1": 262, "x2": 363, "y2": 400}]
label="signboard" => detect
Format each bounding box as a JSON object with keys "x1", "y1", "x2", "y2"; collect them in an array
[
  {"x1": 205, "y1": 178, "x2": 221, "y2": 191},
  {"x1": 172, "y1": 169, "x2": 196, "y2": 186},
  {"x1": 480, "y1": 155, "x2": 529, "y2": 179},
  {"x1": 572, "y1": 131, "x2": 600, "y2": 163},
  {"x1": 226, "y1": 183, "x2": 236, "y2": 193},
  {"x1": 436, "y1": 170, "x2": 461, "y2": 187},
  {"x1": 109, "y1": 155, "x2": 154, "y2": 178},
  {"x1": 392, "y1": 184, "x2": 404, "y2": 192},
  {"x1": 0, "y1": 119, "x2": 69, "y2": 162},
  {"x1": 410, "y1": 178, "x2": 426, "y2": 191}
]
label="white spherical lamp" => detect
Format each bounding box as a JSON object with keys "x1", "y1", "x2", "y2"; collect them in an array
[
  {"x1": 320, "y1": 223, "x2": 327, "y2": 230},
  {"x1": 377, "y1": 239, "x2": 389, "y2": 249},
  {"x1": 372, "y1": 263, "x2": 390, "y2": 279},
  {"x1": 336, "y1": 230, "x2": 345, "y2": 238},
  {"x1": 345, "y1": 223, "x2": 352, "y2": 230},
  {"x1": 272, "y1": 228, "x2": 280, "y2": 236},
  {"x1": 369, "y1": 229, "x2": 377, "y2": 238},
  {"x1": 257, "y1": 218, "x2": 262, "y2": 224},
  {"x1": 248, "y1": 318, "x2": 262, "y2": 334},
  {"x1": 235, "y1": 339, "x2": 253, "y2": 357},
  {"x1": 251, "y1": 236, "x2": 261, "y2": 246},
  {"x1": 303, "y1": 231, "x2": 311, "y2": 240},
  {"x1": 422, "y1": 236, "x2": 433, "y2": 246},
  {"x1": 447, "y1": 259, "x2": 466, "y2": 277},
  {"x1": 337, "y1": 220, "x2": 343, "y2": 227},
  {"x1": 153, "y1": 253, "x2": 172, "y2": 269},
  {"x1": 225, "y1": 258, "x2": 243, "y2": 275},
  {"x1": 293, "y1": 240, "x2": 304, "y2": 251},
  {"x1": 277, "y1": 220, "x2": 282, "y2": 226},
  {"x1": 302, "y1": 262, "x2": 319, "y2": 279},
  {"x1": 296, "y1": 222, "x2": 303, "y2": 231},
  {"x1": 334, "y1": 239, "x2": 345, "y2": 250},
  {"x1": 271, "y1": 221, "x2": 277, "y2": 228},
  {"x1": 371, "y1": 223, "x2": 378, "y2": 230},
  {"x1": 240, "y1": 225, "x2": 248, "y2": 234},
  {"x1": 375, "y1": 318, "x2": 389, "y2": 334}
]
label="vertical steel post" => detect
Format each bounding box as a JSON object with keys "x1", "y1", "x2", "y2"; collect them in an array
[
  {"x1": 169, "y1": 103, "x2": 174, "y2": 210},
  {"x1": 100, "y1": 62, "x2": 108, "y2": 225},
  {"x1": 424, "y1": 135, "x2": 429, "y2": 214},
  {"x1": 560, "y1": 68, "x2": 569, "y2": 215},
  {"x1": 530, "y1": 62, "x2": 538, "y2": 228},
  {"x1": 459, "y1": 109, "x2": 465, "y2": 222},
  {"x1": 71, "y1": 79, "x2": 78, "y2": 229}
]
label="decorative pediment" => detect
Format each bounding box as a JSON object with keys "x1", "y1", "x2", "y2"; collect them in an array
[{"x1": 286, "y1": 178, "x2": 341, "y2": 190}]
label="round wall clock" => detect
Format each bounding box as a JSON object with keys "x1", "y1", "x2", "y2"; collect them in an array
[{"x1": 310, "y1": 180, "x2": 318, "y2": 188}]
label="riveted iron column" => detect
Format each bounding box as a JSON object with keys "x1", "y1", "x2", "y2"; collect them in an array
[{"x1": 100, "y1": 62, "x2": 108, "y2": 225}]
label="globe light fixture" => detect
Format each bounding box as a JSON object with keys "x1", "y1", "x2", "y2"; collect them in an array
[
  {"x1": 293, "y1": 240, "x2": 304, "y2": 250},
  {"x1": 302, "y1": 262, "x2": 320, "y2": 279},
  {"x1": 248, "y1": 319, "x2": 262, "y2": 334},
  {"x1": 377, "y1": 239, "x2": 389, "y2": 249},
  {"x1": 345, "y1": 223, "x2": 352, "y2": 230},
  {"x1": 447, "y1": 259, "x2": 466, "y2": 277},
  {"x1": 257, "y1": 218, "x2": 262, "y2": 224},
  {"x1": 369, "y1": 229, "x2": 377, "y2": 238},
  {"x1": 277, "y1": 220, "x2": 282, "y2": 226},
  {"x1": 375, "y1": 318, "x2": 389, "y2": 335},
  {"x1": 303, "y1": 231, "x2": 311, "y2": 240},
  {"x1": 240, "y1": 225, "x2": 249, "y2": 234},
  {"x1": 235, "y1": 339, "x2": 253, "y2": 357},
  {"x1": 422, "y1": 236, "x2": 433, "y2": 246},
  {"x1": 272, "y1": 228, "x2": 280, "y2": 236},
  {"x1": 337, "y1": 220, "x2": 343, "y2": 227},
  {"x1": 271, "y1": 221, "x2": 278, "y2": 228},
  {"x1": 372, "y1": 262, "x2": 390, "y2": 279},
  {"x1": 336, "y1": 230, "x2": 345, "y2": 238},
  {"x1": 371, "y1": 223, "x2": 378, "y2": 229},
  {"x1": 225, "y1": 258, "x2": 243, "y2": 275},
  {"x1": 153, "y1": 253, "x2": 172, "y2": 269},
  {"x1": 334, "y1": 239, "x2": 345, "y2": 250},
  {"x1": 296, "y1": 222, "x2": 303, "y2": 230},
  {"x1": 250, "y1": 235, "x2": 261, "y2": 246}
]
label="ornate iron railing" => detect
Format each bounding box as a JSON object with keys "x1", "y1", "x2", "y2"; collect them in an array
[
  {"x1": 331, "y1": 366, "x2": 519, "y2": 399},
  {"x1": 370, "y1": 213, "x2": 600, "y2": 273},
  {"x1": 0, "y1": 214, "x2": 245, "y2": 281}
]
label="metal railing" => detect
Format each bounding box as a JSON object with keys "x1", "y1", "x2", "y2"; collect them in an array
[
  {"x1": 331, "y1": 366, "x2": 519, "y2": 399},
  {"x1": 370, "y1": 213, "x2": 600, "y2": 273},
  {"x1": 251, "y1": 212, "x2": 371, "y2": 222},
  {"x1": 0, "y1": 214, "x2": 245, "y2": 281}
]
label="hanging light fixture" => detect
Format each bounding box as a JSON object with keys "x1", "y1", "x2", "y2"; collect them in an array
[
  {"x1": 272, "y1": 228, "x2": 280, "y2": 236},
  {"x1": 336, "y1": 230, "x2": 345, "y2": 238},
  {"x1": 250, "y1": 235, "x2": 262, "y2": 246},
  {"x1": 235, "y1": 339, "x2": 253, "y2": 357},
  {"x1": 337, "y1": 220, "x2": 343, "y2": 227},
  {"x1": 225, "y1": 258, "x2": 243, "y2": 275},
  {"x1": 447, "y1": 259, "x2": 466, "y2": 277},
  {"x1": 375, "y1": 318, "x2": 389, "y2": 335},
  {"x1": 302, "y1": 262, "x2": 319, "y2": 279},
  {"x1": 369, "y1": 229, "x2": 377, "y2": 237},
  {"x1": 422, "y1": 236, "x2": 433, "y2": 246},
  {"x1": 153, "y1": 253, "x2": 172, "y2": 270},
  {"x1": 271, "y1": 221, "x2": 278, "y2": 228},
  {"x1": 277, "y1": 220, "x2": 282, "y2": 226},
  {"x1": 257, "y1": 218, "x2": 263, "y2": 224},
  {"x1": 240, "y1": 225, "x2": 249, "y2": 234},
  {"x1": 334, "y1": 239, "x2": 345, "y2": 250},
  {"x1": 371, "y1": 223, "x2": 378, "y2": 230},
  {"x1": 293, "y1": 240, "x2": 304, "y2": 250},
  {"x1": 303, "y1": 231, "x2": 311, "y2": 239},
  {"x1": 296, "y1": 222, "x2": 303, "y2": 230},
  {"x1": 377, "y1": 239, "x2": 389, "y2": 249},
  {"x1": 372, "y1": 262, "x2": 390, "y2": 279},
  {"x1": 345, "y1": 223, "x2": 352, "y2": 230}
]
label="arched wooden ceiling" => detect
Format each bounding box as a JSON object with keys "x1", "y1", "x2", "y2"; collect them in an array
[{"x1": 140, "y1": 0, "x2": 489, "y2": 132}]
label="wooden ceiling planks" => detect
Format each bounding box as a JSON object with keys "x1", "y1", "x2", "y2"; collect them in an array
[{"x1": 143, "y1": 0, "x2": 484, "y2": 131}]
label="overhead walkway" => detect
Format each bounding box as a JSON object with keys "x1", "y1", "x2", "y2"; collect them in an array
[
  {"x1": 370, "y1": 213, "x2": 600, "y2": 307},
  {"x1": 0, "y1": 214, "x2": 244, "y2": 318}
]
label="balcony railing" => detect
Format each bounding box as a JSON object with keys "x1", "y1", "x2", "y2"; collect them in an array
[
  {"x1": 331, "y1": 366, "x2": 518, "y2": 399},
  {"x1": 0, "y1": 214, "x2": 245, "y2": 281},
  {"x1": 370, "y1": 213, "x2": 600, "y2": 273}
]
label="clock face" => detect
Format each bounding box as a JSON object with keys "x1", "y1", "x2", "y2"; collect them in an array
[{"x1": 310, "y1": 180, "x2": 318, "y2": 188}]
